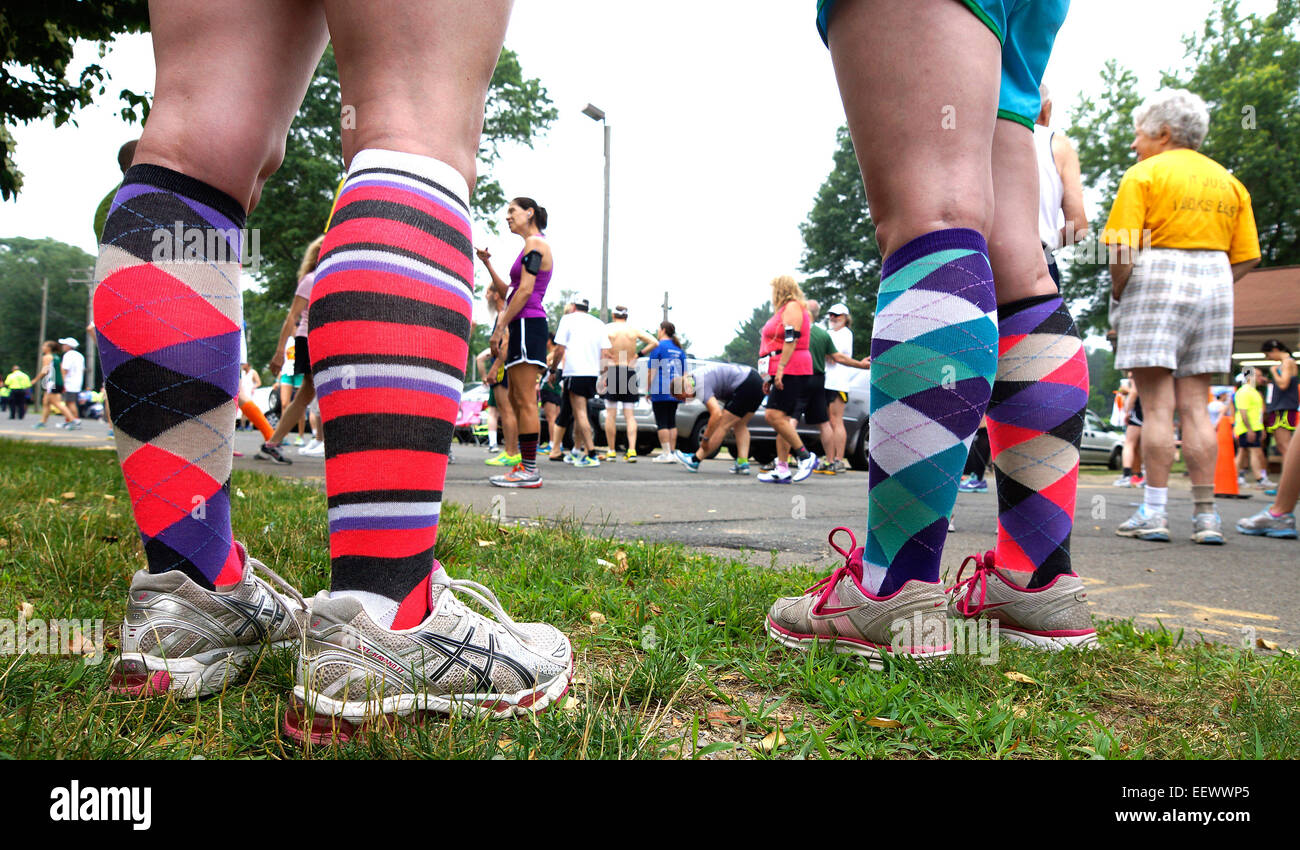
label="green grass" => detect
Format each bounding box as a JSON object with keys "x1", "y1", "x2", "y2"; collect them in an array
[{"x1": 0, "y1": 439, "x2": 1296, "y2": 759}]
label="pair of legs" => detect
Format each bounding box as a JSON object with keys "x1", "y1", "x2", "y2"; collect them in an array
[
  {"x1": 1128, "y1": 370, "x2": 1216, "y2": 490},
  {"x1": 1237, "y1": 434, "x2": 1266, "y2": 481},
  {"x1": 604, "y1": 402, "x2": 637, "y2": 454},
  {"x1": 493, "y1": 381, "x2": 519, "y2": 455},
  {"x1": 506, "y1": 362, "x2": 541, "y2": 470},
  {"x1": 765, "y1": 406, "x2": 806, "y2": 466},
  {"x1": 544, "y1": 399, "x2": 562, "y2": 449},
  {"x1": 823, "y1": 395, "x2": 848, "y2": 465},
  {"x1": 41, "y1": 391, "x2": 75, "y2": 425},
  {"x1": 554, "y1": 387, "x2": 595, "y2": 456},
  {"x1": 268, "y1": 375, "x2": 316, "y2": 445},
  {"x1": 7, "y1": 393, "x2": 26, "y2": 419},
  {"x1": 1123, "y1": 422, "x2": 1143, "y2": 476},
  {"x1": 278, "y1": 380, "x2": 306, "y2": 437},
  {"x1": 694, "y1": 411, "x2": 752, "y2": 463}
]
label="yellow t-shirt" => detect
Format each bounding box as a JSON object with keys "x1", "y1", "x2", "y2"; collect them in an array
[
  {"x1": 1102, "y1": 148, "x2": 1260, "y2": 264},
  {"x1": 1234, "y1": 384, "x2": 1264, "y2": 435}
]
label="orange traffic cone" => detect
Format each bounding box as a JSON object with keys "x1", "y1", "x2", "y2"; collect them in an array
[{"x1": 1213, "y1": 415, "x2": 1242, "y2": 498}]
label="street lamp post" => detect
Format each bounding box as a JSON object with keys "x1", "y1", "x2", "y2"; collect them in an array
[{"x1": 582, "y1": 103, "x2": 610, "y2": 322}]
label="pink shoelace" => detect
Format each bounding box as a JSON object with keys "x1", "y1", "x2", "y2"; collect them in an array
[
  {"x1": 803, "y1": 526, "x2": 863, "y2": 605},
  {"x1": 946, "y1": 550, "x2": 998, "y2": 617}
]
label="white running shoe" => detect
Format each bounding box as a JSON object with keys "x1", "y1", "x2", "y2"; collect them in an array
[
  {"x1": 300, "y1": 441, "x2": 326, "y2": 458},
  {"x1": 285, "y1": 566, "x2": 573, "y2": 743},
  {"x1": 793, "y1": 452, "x2": 819, "y2": 482},
  {"x1": 947, "y1": 551, "x2": 1098, "y2": 650},
  {"x1": 111, "y1": 543, "x2": 306, "y2": 698},
  {"x1": 298, "y1": 438, "x2": 321, "y2": 454},
  {"x1": 652, "y1": 452, "x2": 677, "y2": 463}
]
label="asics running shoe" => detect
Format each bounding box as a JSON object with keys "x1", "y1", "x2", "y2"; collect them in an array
[
  {"x1": 625, "y1": 449, "x2": 637, "y2": 463},
  {"x1": 256, "y1": 442, "x2": 293, "y2": 465},
  {"x1": 729, "y1": 461, "x2": 751, "y2": 475},
  {"x1": 674, "y1": 449, "x2": 700, "y2": 472},
  {"x1": 284, "y1": 566, "x2": 573, "y2": 743},
  {"x1": 652, "y1": 451, "x2": 677, "y2": 463},
  {"x1": 1236, "y1": 507, "x2": 1298, "y2": 538},
  {"x1": 766, "y1": 527, "x2": 952, "y2": 668},
  {"x1": 947, "y1": 551, "x2": 1098, "y2": 650},
  {"x1": 1115, "y1": 506, "x2": 1170, "y2": 541},
  {"x1": 490, "y1": 464, "x2": 542, "y2": 488},
  {"x1": 1191, "y1": 511, "x2": 1226, "y2": 544},
  {"x1": 112, "y1": 542, "x2": 306, "y2": 698}
]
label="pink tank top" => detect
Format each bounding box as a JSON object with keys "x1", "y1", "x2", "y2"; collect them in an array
[{"x1": 760, "y1": 304, "x2": 812, "y2": 376}]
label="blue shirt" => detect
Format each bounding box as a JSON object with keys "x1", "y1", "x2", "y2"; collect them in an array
[{"x1": 647, "y1": 340, "x2": 686, "y2": 402}]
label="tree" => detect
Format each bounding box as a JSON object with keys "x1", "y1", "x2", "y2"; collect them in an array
[
  {"x1": 1064, "y1": 0, "x2": 1300, "y2": 332},
  {"x1": 798, "y1": 125, "x2": 881, "y2": 354},
  {"x1": 1085, "y1": 345, "x2": 1124, "y2": 418},
  {"x1": 0, "y1": 3, "x2": 151, "y2": 199},
  {"x1": 241, "y1": 46, "x2": 557, "y2": 369},
  {"x1": 0, "y1": 238, "x2": 97, "y2": 374},
  {"x1": 720, "y1": 302, "x2": 769, "y2": 366}
]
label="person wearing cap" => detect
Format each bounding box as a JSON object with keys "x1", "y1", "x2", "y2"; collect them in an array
[
  {"x1": 59, "y1": 337, "x2": 86, "y2": 421},
  {"x1": 819, "y1": 301, "x2": 870, "y2": 473},
  {"x1": 1261, "y1": 339, "x2": 1298, "y2": 463},
  {"x1": 550, "y1": 297, "x2": 605, "y2": 467},
  {"x1": 600, "y1": 305, "x2": 658, "y2": 462}
]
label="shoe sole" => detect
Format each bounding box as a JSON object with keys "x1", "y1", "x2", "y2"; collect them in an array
[
  {"x1": 1192, "y1": 531, "x2": 1226, "y2": 544},
  {"x1": 110, "y1": 640, "x2": 298, "y2": 699},
  {"x1": 490, "y1": 478, "x2": 542, "y2": 488},
  {"x1": 1115, "y1": 527, "x2": 1171, "y2": 542},
  {"x1": 765, "y1": 618, "x2": 951, "y2": 670},
  {"x1": 996, "y1": 625, "x2": 1100, "y2": 651},
  {"x1": 1236, "y1": 526, "x2": 1298, "y2": 538},
  {"x1": 282, "y1": 658, "x2": 575, "y2": 744},
  {"x1": 759, "y1": 478, "x2": 792, "y2": 484}
]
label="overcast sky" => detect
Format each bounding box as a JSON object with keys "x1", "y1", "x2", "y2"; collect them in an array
[{"x1": 0, "y1": 0, "x2": 1275, "y2": 357}]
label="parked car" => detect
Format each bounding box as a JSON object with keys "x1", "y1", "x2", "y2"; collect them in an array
[{"x1": 1081, "y1": 408, "x2": 1124, "y2": 469}]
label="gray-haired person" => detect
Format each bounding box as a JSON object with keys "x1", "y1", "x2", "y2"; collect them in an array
[{"x1": 1106, "y1": 89, "x2": 1261, "y2": 545}]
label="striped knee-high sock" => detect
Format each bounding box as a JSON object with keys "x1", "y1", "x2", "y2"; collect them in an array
[
  {"x1": 309, "y1": 149, "x2": 473, "y2": 630},
  {"x1": 986, "y1": 295, "x2": 1088, "y2": 587},
  {"x1": 866, "y1": 229, "x2": 998, "y2": 596},
  {"x1": 93, "y1": 165, "x2": 246, "y2": 589}
]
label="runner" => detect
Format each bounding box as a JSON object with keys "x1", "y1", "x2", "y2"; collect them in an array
[
  {"x1": 599, "y1": 306, "x2": 657, "y2": 462},
  {"x1": 58, "y1": 338, "x2": 86, "y2": 421},
  {"x1": 1233, "y1": 367, "x2": 1270, "y2": 490},
  {"x1": 478, "y1": 197, "x2": 552, "y2": 488},
  {"x1": 1113, "y1": 374, "x2": 1145, "y2": 486},
  {"x1": 540, "y1": 336, "x2": 564, "y2": 455},
  {"x1": 33, "y1": 341, "x2": 76, "y2": 429},
  {"x1": 1034, "y1": 82, "x2": 1088, "y2": 285},
  {"x1": 478, "y1": 289, "x2": 519, "y2": 467},
  {"x1": 769, "y1": 1, "x2": 1095, "y2": 662},
  {"x1": 647, "y1": 322, "x2": 687, "y2": 462},
  {"x1": 551, "y1": 297, "x2": 604, "y2": 467},
  {"x1": 257, "y1": 236, "x2": 326, "y2": 464},
  {"x1": 1261, "y1": 338, "x2": 1297, "y2": 463},
  {"x1": 670, "y1": 363, "x2": 764, "y2": 474},
  {"x1": 757, "y1": 275, "x2": 819, "y2": 484},
  {"x1": 1237, "y1": 391, "x2": 1300, "y2": 539},
  {"x1": 816, "y1": 301, "x2": 869, "y2": 473},
  {"x1": 90, "y1": 1, "x2": 571, "y2": 734}
]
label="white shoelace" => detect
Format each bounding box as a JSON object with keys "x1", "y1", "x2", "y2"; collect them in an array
[{"x1": 429, "y1": 570, "x2": 531, "y2": 643}]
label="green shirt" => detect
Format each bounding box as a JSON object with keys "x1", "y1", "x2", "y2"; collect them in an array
[
  {"x1": 809, "y1": 324, "x2": 834, "y2": 375},
  {"x1": 94, "y1": 184, "x2": 119, "y2": 243}
]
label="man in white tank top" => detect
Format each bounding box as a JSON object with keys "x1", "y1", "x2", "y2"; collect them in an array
[{"x1": 1034, "y1": 83, "x2": 1089, "y2": 285}]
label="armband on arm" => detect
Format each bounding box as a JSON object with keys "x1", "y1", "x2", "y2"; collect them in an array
[
  {"x1": 783, "y1": 325, "x2": 801, "y2": 343},
  {"x1": 522, "y1": 250, "x2": 543, "y2": 275}
]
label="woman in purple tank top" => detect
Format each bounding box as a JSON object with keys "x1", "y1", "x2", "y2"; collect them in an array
[{"x1": 476, "y1": 196, "x2": 553, "y2": 486}]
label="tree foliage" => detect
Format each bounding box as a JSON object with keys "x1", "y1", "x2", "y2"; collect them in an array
[
  {"x1": 0, "y1": 237, "x2": 97, "y2": 374},
  {"x1": 1064, "y1": 0, "x2": 1300, "y2": 332},
  {"x1": 720, "y1": 302, "x2": 769, "y2": 366},
  {"x1": 0, "y1": 2, "x2": 151, "y2": 199},
  {"x1": 798, "y1": 126, "x2": 881, "y2": 354}
]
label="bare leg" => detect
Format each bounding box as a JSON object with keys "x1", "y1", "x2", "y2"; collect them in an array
[
  {"x1": 624, "y1": 406, "x2": 638, "y2": 452},
  {"x1": 507, "y1": 363, "x2": 541, "y2": 437},
  {"x1": 604, "y1": 404, "x2": 618, "y2": 453},
  {"x1": 1131, "y1": 368, "x2": 1177, "y2": 489},
  {"x1": 819, "y1": 421, "x2": 834, "y2": 462},
  {"x1": 735, "y1": 414, "x2": 753, "y2": 461},
  {"x1": 1173, "y1": 374, "x2": 1215, "y2": 487},
  {"x1": 765, "y1": 409, "x2": 803, "y2": 462},
  {"x1": 270, "y1": 376, "x2": 316, "y2": 444},
  {"x1": 495, "y1": 384, "x2": 518, "y2": 455},
  {"x1": 1272, "y1": 420, "x2": 1300, "y2": 513}
]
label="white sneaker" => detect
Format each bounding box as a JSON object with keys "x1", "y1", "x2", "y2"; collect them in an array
[
  {"x1": 793, "y1": 452, "x2": 819, "y2": 482},
  {"x1": 298, "y1": 439, "x2": 321, "y2": 454},
  {"x1": 300, "y1": 441, "x2": 325, "y2": 458},
  {"x1": 653, "y1": 452, "x2": 677, "y2": 464}
]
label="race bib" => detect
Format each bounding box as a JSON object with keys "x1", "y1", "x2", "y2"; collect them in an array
[{"x1": 758, "y1": 354, "x2": 772, "y2": 375}]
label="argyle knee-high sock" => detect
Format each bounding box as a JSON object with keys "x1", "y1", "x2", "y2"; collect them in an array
[
  {"x1": 986, "y1": 295, "x2": 1087, "y2": 587},
  {"x1": 309, "y1": 149, "x2": 473, "y2": 630},
  {"x1": 93, "y1": 165, "x2": 247, "y2": 589},
  {"x1": 866, "y1": 229, "x2": 998, "y2": 596}
]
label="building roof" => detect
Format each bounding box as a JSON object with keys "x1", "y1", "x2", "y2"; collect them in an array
[{"x1": 1235, "y1": 265, "x2": 1300, "y2": 331}]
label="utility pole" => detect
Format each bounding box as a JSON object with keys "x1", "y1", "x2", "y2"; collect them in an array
[
  {"x1": 36, "y1": 276, "x2": 48, "y2": 407},
  {"x1": 69, "y1": 267, "x2": 96, "y2": 390},
  {"x1": 661, "y1": 290, "x2": 671, "y2": 325},
  {"x1": 582, "y1": 104, "x2": 611, "y2": 322}
]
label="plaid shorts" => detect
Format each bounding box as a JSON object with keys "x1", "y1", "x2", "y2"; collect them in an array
[{"x1": 1111, "y1": 248, "x2": 1234, "y2": 377}]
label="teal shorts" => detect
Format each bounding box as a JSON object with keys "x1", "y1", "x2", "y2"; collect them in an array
[
  {"x1": 816, "y1": 0, "x2": 1070, "y2": 129},
  {"x1": 278, "y1": 373, "x2": 304, "y2": 388}
]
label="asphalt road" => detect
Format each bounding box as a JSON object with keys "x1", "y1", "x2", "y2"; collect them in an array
[{"x1": 5, "y1": 416, "x2": 1296, "y2": 649}]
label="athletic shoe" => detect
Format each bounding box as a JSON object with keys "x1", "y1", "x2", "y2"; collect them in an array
[
  {"x1": 1130, "y1": 475, "x2": 1146, "y2": 487},
  {"x1": 758, "y1": 467, "x2": 792, "y2": 484},
  {"x1": 652, "y1": 452, "x2": 677, "y2": 464},
  {"x1": 562, "y1": 451, "x2": 576, "y2": 464},
  {"x1": 33, "y1": 422, "x2": 45, "y2": 429},
  {"x1": 65, "y1": 419, "x2": 82, "y2": 430},
  {"x1": 814, "y1": 466, "x2": 836, "y2": 476},
  {"x1": 490, "y1": 464, "x2": 543, "y2": 489},
  {"x1": 833, "y1": 460, "x2": 849, "y2": 473},
  {"x1": 766, "y1": 527, "x2": 952, "y2": 668},
  {"x1": 1265, "y1": 488, "x2": 1278, "y2": 497},
  {"x1": 106, "y1": 428, "x2": 114, "y2": 437},
  {"x1": 602, "y1": 450, "x2": 617, "y2": 461},
  {"x1": 255, "y1": 442, "x2": 293, "y2": 465},
  {"x1": 958, "y1": 477, "x2": 988, "y2": 493},
  {"x1": 232, "y1": 450, "x2": 244, "y2": 458},
  {"x1": 1112, "y1": 475, "x2": 1132, "y2": 487},
  {"x1": 485, "y1": 451, "x2": 520, "y2": 467},
  {"x1": 759, "y1": 460, "x2": 776, "y2": 472},
  {"x1": 537, "y1": 442, "x2": 551, "y2": 454},
  {"x1": 573, "y1": 454, "x2": 601, "y2": 469},
  {"x1": 299, "y1": 438, "x2": 321, "y2": 454},
  {"x1": 1115, "y1": 506, "x2": 1170, "y2": 542},
  {"x1": 1256, "y1": 477, "x2": 1276, "y2": 490},
  {"x1": 625, "y1": 449, "x2": 637, "y2": 463},
  {"x1": 1191, "y1": 511, "x2": 1226, "y2": 545},
  {"x1": 283, "y1": 566, "x2": 573, "y2": 742},
  {"x1": 300, "y1": 441, "x2": 326, "y2": 458},
  {"x1": 549, "y1": 453, "x2": 567, "y2": 462},
  {"x1": 111, "y1": 542, "x2": 306, "y2": 698},
  {"x1": 673, "y1": 450, "x2": 700, "y2": 472},
  {"x1": 947, "y1": 551, "x2": 1098, "y2": 650},
  {"x1": 293, "y1": 435, "x2": 305, "y2": 446},
  {"x1": 1236, "y1": 507, "x2": 1298, "y2": 538},
  {"x1": 793, "y1": 452, "x2": 819, "y2": 482},
  {"x1": 729, "y1": 461, "x2": 751, "y2": 475}
]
